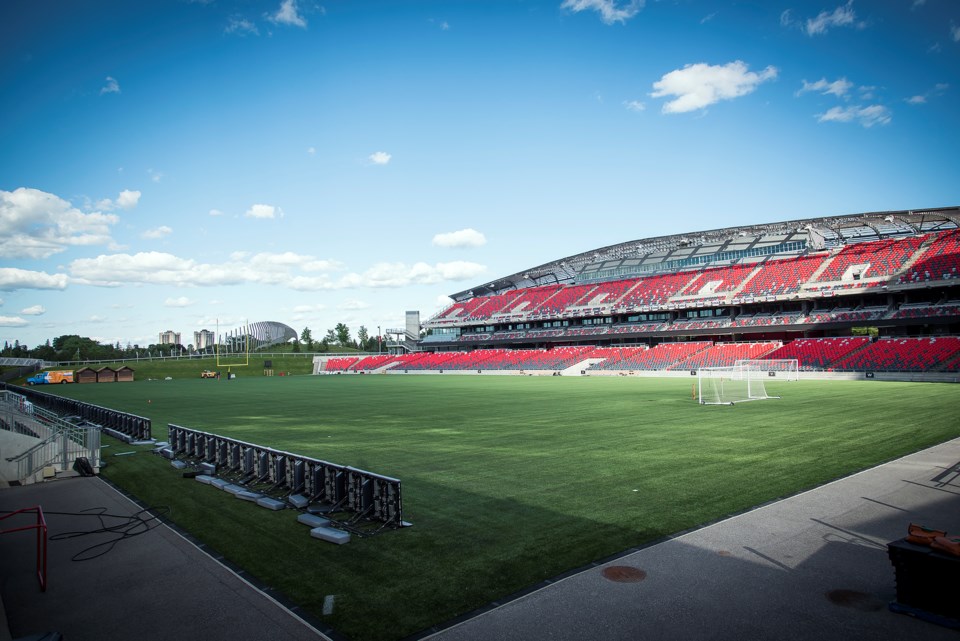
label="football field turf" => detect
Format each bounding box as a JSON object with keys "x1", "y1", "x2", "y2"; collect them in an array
[{"x1": 57, "y1": 374, "x2": 959, "y2": 640}]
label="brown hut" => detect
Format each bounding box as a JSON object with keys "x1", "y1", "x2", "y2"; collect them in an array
[
  {"x1": 76, "y1": 367, "x2": 98, "y2": 384},
  {"x1": 116, "y1": 366, "x2": 135, "y2": 383},
  {"x1": 95, "y1": 366, "x2": 117, "y2": 383}
]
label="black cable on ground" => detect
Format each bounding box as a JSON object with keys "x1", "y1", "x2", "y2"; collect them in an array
[{"x1": 15, "y1": 506, "x2": 172, "y2": 561}]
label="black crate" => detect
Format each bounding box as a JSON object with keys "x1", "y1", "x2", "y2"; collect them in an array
[{"x1": 887, "y1": 538, "x2": 960, "y2": 618}]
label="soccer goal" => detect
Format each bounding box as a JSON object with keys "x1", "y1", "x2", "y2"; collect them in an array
[{"x1": 697, "y1": 360, "x2": 793, "y2": 405}]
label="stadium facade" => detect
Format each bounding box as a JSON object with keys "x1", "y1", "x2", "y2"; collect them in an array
[{"x1": 419, "y1": 207, "x2": 960, "y2": 350}]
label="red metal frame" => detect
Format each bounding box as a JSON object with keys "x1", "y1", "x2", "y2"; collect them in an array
[{"x1": 0, "y1": 506, "x2": 48, "y2": 592}]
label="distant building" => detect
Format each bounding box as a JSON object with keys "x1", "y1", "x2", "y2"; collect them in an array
[
  {"x1": 159, "y1": 330, "x2": 181, "y2": 346},
  {"x1": 194, "y1": 329, "x2": 215, "y2": 350}
]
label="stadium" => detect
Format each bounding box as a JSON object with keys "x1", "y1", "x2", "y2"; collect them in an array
[
  {"x1": 2, "y1": 205, "x2": 960, "y2": 641},
  {"x1": 318, "y1": 206, "x2": 960, "y2": 379}
]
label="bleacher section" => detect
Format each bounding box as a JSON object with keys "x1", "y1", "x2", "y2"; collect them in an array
[
  {"x1": 670, "y1": 342, "x2": 781, "y2": 370},
  {"x1": 813, "y1": 236, "x2": 925, "y2": 284},
  {"x1": 588, "y1": 342, "x2": 712, "y2": 371},
  {"x1": 734, "y1": 255, "x2": 824, "y2": 300},
  {"x1": 829, "y1": 337, "x2": 960, "y2": 372},
  {"x1": 898, "y1": 229, "x2": 960, "y2": 284},
  {"x1": 763, "y1": 337, "x2": 870, "y2": 371},
  {"x1": 323, "y1": 333, "x2": 960, "y2": 375},
  {"x1": 429, "y1": 230, "x2": 960, "y2": 328}
]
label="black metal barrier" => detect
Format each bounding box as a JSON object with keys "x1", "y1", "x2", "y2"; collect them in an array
[
  {"x1": 1, "y1": 383, "x2": 151, "y2": 441},
  {"x1": 167, "y1": 424, "x2": 404, "y2": 532}
]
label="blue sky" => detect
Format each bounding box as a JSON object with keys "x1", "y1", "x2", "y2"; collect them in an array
[{"x1": 1, "y1": 0, "x2": 958, "y2": 349}]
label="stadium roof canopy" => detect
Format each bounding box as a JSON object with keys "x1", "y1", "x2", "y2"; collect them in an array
[
  {"x1": 448, "y1": 206, "x2": 960, "y2": 302},
  {"x1": 219, "y1": 321, "x2": 298, "y2": 350}
]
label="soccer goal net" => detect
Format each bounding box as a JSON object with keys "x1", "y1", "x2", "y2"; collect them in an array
[
  {"x1": 734, "y1": 358, "x2": 799, "y2": 381},
  {"x1": 697, "y1": 360, "x2": 793, "y2": 405}
]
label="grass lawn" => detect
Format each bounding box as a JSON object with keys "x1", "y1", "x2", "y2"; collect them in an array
[{"x1": 43, "y1": 373, "x2": 960, "y2": 640}]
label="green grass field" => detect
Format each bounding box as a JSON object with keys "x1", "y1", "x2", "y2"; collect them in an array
[{"x1": 43, "y1": 373, "x2": 960, "y2": 640}]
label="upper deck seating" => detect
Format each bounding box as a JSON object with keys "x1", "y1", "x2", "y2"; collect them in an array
[
  {"x1": 736, "y1": 255, "x2": 825, "y2": 298},
  {"x1": 614, "y1": 271, "x2": 698, "y2": 309},
  {"x1": 898, "y1": 230, "x2": 960, "y2": 284},
  {"x1": 815, "y1": 236, "x2": 924, "y2": 284},
  {"x1": 677, "y1": 264, "x2": 755, "y2": 297}
]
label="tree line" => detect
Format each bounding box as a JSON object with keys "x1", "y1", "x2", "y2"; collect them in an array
[
  {"x1": 292, "y1": 324, "x2": 384, "y2": 353},
  {"x1": 1, "y1": 324, "x2": 387, "y2": 362}
]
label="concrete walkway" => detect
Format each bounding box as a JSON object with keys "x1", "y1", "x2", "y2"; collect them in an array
[
  {"x1": 1, "y1": 439, "x2": 958, "y2": 641},
  {"x1": 0, "y1": 476, "x2": 327, "y2": 641},
  {"x1": 425, "y1": 437, "x2": 960, "y2": 641}
]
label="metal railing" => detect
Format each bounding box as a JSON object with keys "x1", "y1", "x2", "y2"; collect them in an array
[
  {"x1": 0, "y1": 506, "x2": 48, "y2": 591},
  {"x1": 1, "y1": 390, "x2": 101, "y2": 483}
]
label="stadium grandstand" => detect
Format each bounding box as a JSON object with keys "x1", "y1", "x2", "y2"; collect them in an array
[
  {"x1": 317, "y1": 207, "x2": 960, "y2": 377},
  {"x1": 416, "y1": 207, "x2": 959, "y2": 345}
]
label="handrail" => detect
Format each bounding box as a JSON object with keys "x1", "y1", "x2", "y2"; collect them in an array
[
  {"x1": 5, "y1": 429, "x2": 62, "y2": 463},
  {"x1": 0, "y1": 506, "x2": 48, "y2": 591}
]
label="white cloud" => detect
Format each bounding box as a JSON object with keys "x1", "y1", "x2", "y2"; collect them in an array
[
  {"x1": 623, "y1": 100, "x2": 646, "y2": 112},
  {"x1": 432, "y1": 228, "x2": 487, "y2": 248},
  {"x1": 95, "y1": 189, "x2": 141, "y2": 211},
  {"x1": 245, "y1": 251, "x2": 344, "y2": 272},
  {"x1": 780, "y1": 9, "x2": 794, "y2": 28},
  {"x1": 805, "y1": 1, "x2": 857, "y2": 36},
  {"x1": 368, "y1": 151, "x2": 392, "y2": 165},
  {"x1": 307, "y1": 146, "x2": 316, "y2": 155},
  {"x1": 336, "y1": 261, "x2": 488, "y2": 289},
  {"x1": 561, "y1": 0, "x2": 644, "y2": 25},
  {"x1": 338, "y1": 299, "x2": 370, "y2": 310},
  {"x1": 164, "y1": 296, "x2": 193, "y2": 308},
  {"x1": 20, "y1": 305, "x2": 45, "y2": 316},
  {"x1": 225, "y1": 16, "x2": 259, "y2": 36},
  {"x1": 796, "y1": 77, "x2": 853, "y2": 98},
  {"x1": 141, "y1": 225, "x2": 173, "y2": 239},
  {"x1": 816, "y1": 104, "x2": 891, "y2": 127},
  {"x1": 951, "y1": 22, "x2": 960, "y2": 42},
  {"x1": 116, "y1": 189, "x2": 141, "y2": 209},
  {"x1": 100, "y1": 76, "x2": 120, "y2": 95},
  {"x1": 270, "y1": 0, "x2": 307, "y2": 28},
  {"x1": 245, "y1": 203, "x2": 283, "y2": 219},
  {"x1": 209, "y1": 209, "x2": 224, "y2": 217},
  {"x1": 906, "y1": 84, "x2": 947, "y2": 106},
  {"x1": 293, "y1": 304, "x2": 326, "y2": 313},
  {"x1": 650, "y1": 61, "x2": 778, "y2": 114},
  {"x1": 0, "y1": 316, "x2": 28, "y2": 327},
  {"x1": 0, "y1": 188, "x2": 118, "y2": 259},
  {"x1": 147, "y1": 169, "x2": 163, "y2": 183},
  {"x1": 65, "y1": 250, "x2": 483, "y2": 291},
  {"x1": 0, "y1": 268, "x2": 69, "y2": 291}
]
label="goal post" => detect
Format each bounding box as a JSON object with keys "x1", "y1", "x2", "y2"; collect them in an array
[{"x1": 697, "y1": 361, "x2": 785, "y2": 405}]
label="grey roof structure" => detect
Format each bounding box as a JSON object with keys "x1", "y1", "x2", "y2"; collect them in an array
[
  {"x1": 447, "y1": 206, "x2": 960, "y2": 301},
  {"x1": 218, "y1": 321, "x2": 298, "y2": 350}
]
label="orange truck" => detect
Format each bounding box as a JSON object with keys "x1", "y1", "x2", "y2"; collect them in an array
[{"x1": 26, "y1": 370, "x2": 75, "y2": 385}]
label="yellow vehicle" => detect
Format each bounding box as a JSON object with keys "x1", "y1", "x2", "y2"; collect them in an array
[{"x1": 200, "y1": 370, "x2": 218, "y2": 379}]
